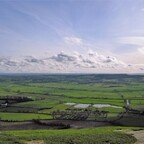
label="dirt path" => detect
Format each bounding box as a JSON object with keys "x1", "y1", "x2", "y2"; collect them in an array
[{"x1": 126, "y1": 130, "x2": 144, "y2": 144}]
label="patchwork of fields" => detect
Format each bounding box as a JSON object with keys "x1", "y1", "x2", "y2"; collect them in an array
[
  {"x1": 0, "y1": 74, "x2": 144, "y2": 121},
  {"x1": 0, "y1": 74, "x2": 144, "y2": 143}
]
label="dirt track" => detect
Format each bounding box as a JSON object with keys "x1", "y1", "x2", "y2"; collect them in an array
[{"x1": 126, "y1": 130, "x2": 144, "y2": 144}]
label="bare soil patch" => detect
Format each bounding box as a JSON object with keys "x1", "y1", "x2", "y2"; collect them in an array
[
  {"x1": 0, "y1": 120, "x2": 112, "y2": 130},
  {"x1": 126, "y1": 130, "x2": 144, "y2": 144},
  {"x1": 41, "y1": 119, "x2": 111, "y2": 128}
]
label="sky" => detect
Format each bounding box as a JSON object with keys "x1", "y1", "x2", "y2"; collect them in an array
[{"x1": 0, "y1": 0, "x2": 144, "y2": 73}]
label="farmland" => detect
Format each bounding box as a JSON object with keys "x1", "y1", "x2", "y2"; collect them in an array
[{"x1": 0, "y1": 74, "x2": 144, "y2": 143}]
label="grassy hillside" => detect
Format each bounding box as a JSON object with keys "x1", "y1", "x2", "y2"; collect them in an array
[{"x1": 0, "y1": 127, "x2": 137, "y2": 144}]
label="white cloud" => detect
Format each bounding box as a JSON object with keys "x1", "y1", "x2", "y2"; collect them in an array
[
  {"x1": 119, "y1": 36, "x2": 144, "y2": 55},
  {"x1": 138, "y1": 47, "x2": 144, "y2": 54},
  {"x1": 64, "y1": 36, "x2": 82, "y2": 45},
  {"x1": 1, "y1": 51, "x2": 144, "y2": 73},
  {"x1": 119, "y1": 36, "x2": 144, "y2": 45},
  {"x1": 50, "y1": 51, "x2": 128, "y2": 71},
  {"x1": 0, "y1": 51, "x2": 135, "y2": 73}
]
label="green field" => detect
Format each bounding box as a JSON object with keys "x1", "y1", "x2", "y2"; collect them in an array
[
  {"x1": 0, "y1": 112, "x2": 51, "y2": 121},
  {"x1": 0, "y1": 126, "x2": 137, "y2": 144},
  {"x1": 0, "y1": 74, "x2": 144, "y2": 120},
  {"x1": 0, "y1": 74, "x2": 144, "y2": 143}
]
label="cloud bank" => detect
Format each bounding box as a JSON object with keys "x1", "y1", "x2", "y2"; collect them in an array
[{"x1": 0, "y1": 51, "x2": 143, "y2": 73}]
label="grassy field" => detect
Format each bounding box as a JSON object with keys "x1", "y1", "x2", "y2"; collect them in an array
[
  {"x1": 0, "y1": 126, "x2": 137, "y2": 144},
  {"x1": 0, "y1": 74, "x2": 144, "y2": 143},
  {"x1": 0, "y1": 74, "x2": 144, "y2": 121},
  {"x1": 0, "y1": 112, "x2": 51, "y2": 121},
  {"x1": 13, "y1": 99, "x2": 59, "y2": 109}
]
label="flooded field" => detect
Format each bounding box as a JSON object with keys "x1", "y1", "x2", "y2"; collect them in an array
[{"x1": 65, "y1": 103, "x2": 122, "y2": 108}]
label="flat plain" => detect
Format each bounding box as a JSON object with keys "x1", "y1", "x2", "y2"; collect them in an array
[{"x1": 0, "y1": 74, "x2": 144, "y2": 143}]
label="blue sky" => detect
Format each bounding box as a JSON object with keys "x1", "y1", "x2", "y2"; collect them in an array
[{"x1": 0, "y1": 0, "x2": 144, "y2": 65}]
